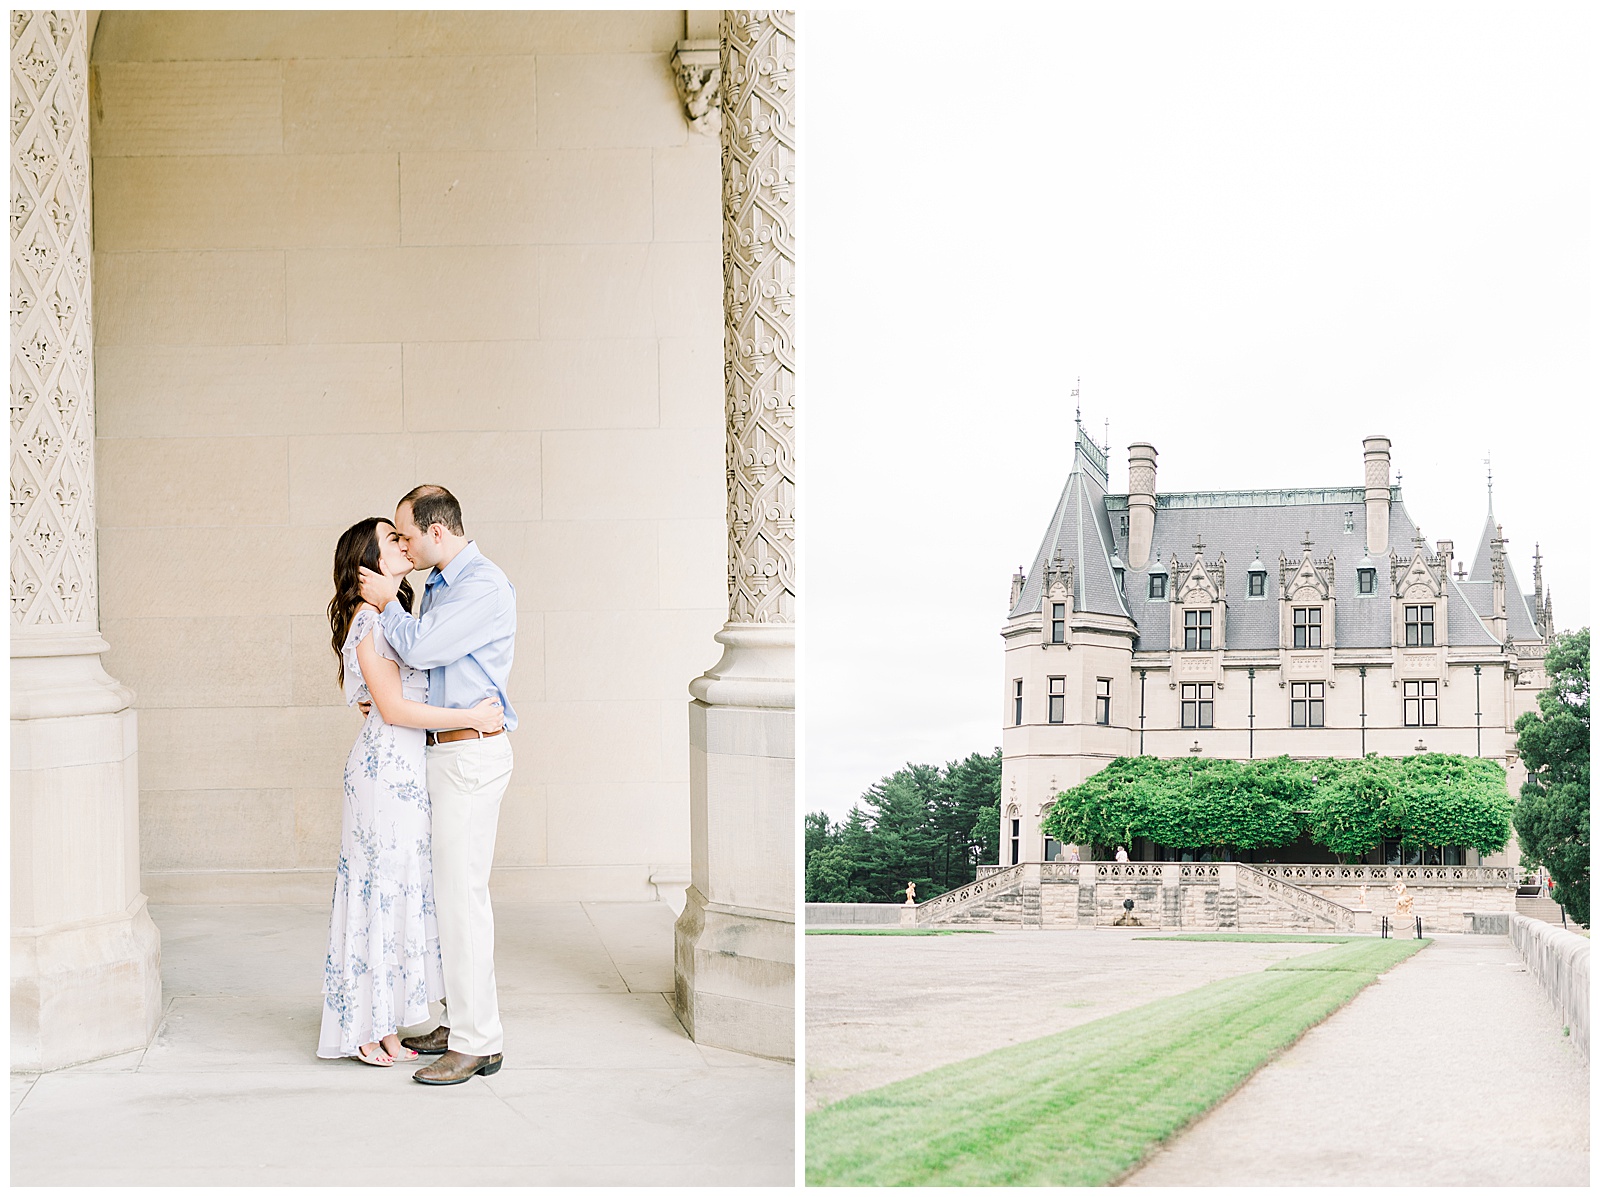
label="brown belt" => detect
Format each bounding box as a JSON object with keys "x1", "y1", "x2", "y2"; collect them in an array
[{"x1": 426, "y1": 727, "x2": 505, "y2": 746}]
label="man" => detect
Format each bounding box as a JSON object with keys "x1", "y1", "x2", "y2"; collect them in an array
[{"x1": 358, "y1": 484, "x2": 516, "y2": 1085}]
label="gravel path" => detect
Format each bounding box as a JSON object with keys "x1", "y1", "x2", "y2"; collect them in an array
[
  {"x1": 1124, "y1": 934, "x2": 1590, "y2": 1186},
  {"x1": 804, "y1": 930, "x2": 1331, "y2": 1112}
]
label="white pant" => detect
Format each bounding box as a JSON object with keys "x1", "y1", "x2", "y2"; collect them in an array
[{"x1": 426, "y1": 735, "x2": 513, "y2": 1056}]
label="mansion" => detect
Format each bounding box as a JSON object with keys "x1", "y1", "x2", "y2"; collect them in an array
[{"x1": 998, "y1": 425, "x2": 1554, "y2": 869}]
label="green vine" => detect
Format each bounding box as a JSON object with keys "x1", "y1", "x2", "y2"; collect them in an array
[{"x1": 1039, "y1": 754, "x2": 1510, "y2": 857}]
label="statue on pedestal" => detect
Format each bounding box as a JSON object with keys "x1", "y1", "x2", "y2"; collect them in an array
[{"x1": 904, "y1": 881, "x2": 916, "y2": 906}]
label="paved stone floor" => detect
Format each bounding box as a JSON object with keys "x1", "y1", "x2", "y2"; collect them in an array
[
  {"x1": 805, "y1": 929, "x2": 1331, "y2": 1111},
  {"x1": 1125, "y1": 933, "x2": 1590, "y2": 1187},
  {"x1": 12, "y1": 902, "x2": 794, "y2": 1187}
]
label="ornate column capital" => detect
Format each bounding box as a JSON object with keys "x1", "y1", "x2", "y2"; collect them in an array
[
  {"x1": 720, "y1": 9, "x2": 795, "y2": 630},
  {"x1": 11, "y1": 9, "x2": 99, "y2": 634},
  {"x1": 671, "y1": 39, "x2": 723, "y2": 136}
]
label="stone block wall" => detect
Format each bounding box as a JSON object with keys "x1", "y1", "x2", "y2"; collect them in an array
[
  {"x1": 1298, "y1": 883, "x2": 1515, "y2": 930},
  {"x1": 1510, "y1": 915, "x2": 1590, "y2": 1061},
  {"x1": 804, "y1": 904, "x2": 901, "y2": 926},
  {"x1": 88, "y1": 11, "x2": 725, "y2": 901}
]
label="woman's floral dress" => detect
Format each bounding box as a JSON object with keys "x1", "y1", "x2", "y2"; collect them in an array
[{"x1": 317, "y1": 609, "x2": 445, "y2": 1058}]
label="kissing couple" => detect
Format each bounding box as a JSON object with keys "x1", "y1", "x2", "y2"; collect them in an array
[{"x1": 314, "y1": 485, "x2": 517, "y2": 1085}]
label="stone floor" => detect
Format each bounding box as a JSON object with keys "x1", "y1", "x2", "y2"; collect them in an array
[
  {"x1": 805, "y1": 928, "x2": 1332, "y2": 1111},
  {"x1": 11, "y1": 902, "x2": 794, "y2": 1187}
]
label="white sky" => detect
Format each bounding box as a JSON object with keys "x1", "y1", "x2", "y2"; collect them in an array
[{"x1": 801, "y1": 2, "x2": 1593, "y2": 822}]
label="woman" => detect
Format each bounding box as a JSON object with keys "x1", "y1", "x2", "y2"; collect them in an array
[{"x1": 317, "y1": 517, "x2": 503, "y2": 1067}]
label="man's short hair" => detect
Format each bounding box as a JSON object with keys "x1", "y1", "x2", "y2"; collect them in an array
[{"x1": 400, "y1": 484, "x2": 465, "y2": 536}]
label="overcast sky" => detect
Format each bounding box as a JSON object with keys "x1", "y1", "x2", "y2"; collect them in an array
[{"x1": 802, "y1": 2, "x2": 1592, "y2": 822}]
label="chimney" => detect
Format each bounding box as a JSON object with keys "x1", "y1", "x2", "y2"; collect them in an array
[
  {"x1": 1010, "y1": 567, "x2": 1025, "y2": 611},
  {"x1": 1362, "y1": 436, "x2": 1391, "y2": 555},
  {"x1": 1126, "y1": 442, "x2": 1158, "y2": 569}
]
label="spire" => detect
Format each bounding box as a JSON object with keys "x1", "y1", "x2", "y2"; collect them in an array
[{"x1": 1483, "y1": 454, "x2": 1494, "y2": 513}]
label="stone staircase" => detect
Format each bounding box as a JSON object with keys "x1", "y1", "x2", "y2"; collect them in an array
[
  {"x1": 912, "y1": 863, "x2": 1028, "y2": 925},
  {"x1": 1235, "y1": 864, "x2": 1356, "y2": 932},
  {"x1": 1516, "y1": 894, "x2": 1573, "y2": 927}
]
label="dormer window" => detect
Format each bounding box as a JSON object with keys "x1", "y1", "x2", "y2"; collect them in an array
[
  {"x1": 1148, "y1": 572, "x2": 1167, "y2": 599},
  {"x1": 1405, "y1": 604, "x2": 1434, "y2": 647},
  {"x1": 1344, "y1": 511, "x2": 1355, "y2": 534},
  {"x1": 1357, "y1": 567, "x2": 1376, "y2": 595},
  {"x1": 1183, "y1": 609, "x2": 1212, "y2": 650},
  {"x1": 1119, "y1": 514, "x2": 1129, "y2": 538},
  {"x1": 1050, "y1": 602, "x2": 1066, "y2": 644},
  {"x1": 1292, "y1": 606, "x2": 1322, "y2": 648},
  {"x1": 1248, "y1": 570, "x2": 1266, "y2": 597}
]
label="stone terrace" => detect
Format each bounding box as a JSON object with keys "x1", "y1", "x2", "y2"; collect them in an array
[{"x1": 11, "y1": 902, "x2": 794, "y2": 1186}]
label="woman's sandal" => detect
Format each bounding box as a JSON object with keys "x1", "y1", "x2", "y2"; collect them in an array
[
  {"x1": 355, "y1": 1043, "x2": 394, "y2": 1067},
  {"x1": 381, "y1": 1036, "x2": 418, "y2": 1062}
]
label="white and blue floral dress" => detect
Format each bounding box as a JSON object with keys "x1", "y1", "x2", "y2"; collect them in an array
[{"x1": 317, "y1": 609, "x2": 445, "y2": 1059}]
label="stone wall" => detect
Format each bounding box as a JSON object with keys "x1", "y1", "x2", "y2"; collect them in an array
[
  {"x1": 1510, "y1": 915, "x2": 1590, "y2": 1061},
  {"x1": 804, "y1": 904, "x2": 903, "y2": 926},
  {"x1": 1297, "y1": 883, "x2": 1515, "y2": 930},
  {"x1": 88, "y1": 11, "x2": 725, "y2": 902}
]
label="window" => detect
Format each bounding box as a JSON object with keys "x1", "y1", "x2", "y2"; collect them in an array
[
  {"x1": 1292, "y1": 606, "x2": 1322, "y2": 648},
  {"x1": 1010, "y1": 819, "x2": 1021, "y2": 866},
  {"x1": 1291, "y1": 681, "x2": 1325, "y2": 727},
  {"x1": 1044, "y1": 837, "x2": 1063, "y2": 861},
  {"x1": 1149, "y1": 572, "x2": 1167, "y2": 599},
  {"x1": 1180, "y1": 683, "x2": 1213, "y2": 729},
  {"x1": 1012, "y1": 679, "x2": 1023, "y2": 725},
  {"x1": 1344, "y1": 510, "x2": 1355, "y2": 533},
  {"x1": 1050, "y1": 602, "x2": 1066, "y2": 644},
  {"x1": 1405, "y1": 604, "x2": 1435, "y2": 647},
  {"x1": 1095, "y1": 678, "x2": 1111, "y2": 725},
  {"x1": 1403, "y1": 679, "x2": 1438, "y2": 726},
  {"x1": 1119, "y1": 514, "x2": 1129, "y2": 537},
  {"x1": 1358, "y1": 568, "x2": 1376, "y2": 595},
  {"x1": 1048, "y1": 676, "x2": 1065, "y2": 724},
  {"x1": 1248, "y1": 570, "x2": 1266, "y2": 597},
  {"x1": 1183, "y1": 608, "x2": 1212, "y2": 650}
]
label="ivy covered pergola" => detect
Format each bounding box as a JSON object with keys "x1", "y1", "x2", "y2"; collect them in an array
[{"x1": 1040, "y1": 754, "x2": 1512, "y2": 863}]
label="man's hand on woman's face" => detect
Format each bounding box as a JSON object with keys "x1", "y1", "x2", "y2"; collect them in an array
[{"x1": 358, "y1": 566, "x2": 400, "y2": 610}]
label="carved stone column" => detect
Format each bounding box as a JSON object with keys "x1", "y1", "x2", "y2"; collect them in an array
[
  {"x1": 673, "y1": 9, "x2": 795, "y2": 1061},
  {"x1": 10, "y1": 9, "x2": 161, "y2": 1070}
]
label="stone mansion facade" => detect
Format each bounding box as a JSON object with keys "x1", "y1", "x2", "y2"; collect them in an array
[{"x1": 998, "y1": 424, "x2": 1554, "y2": 869}]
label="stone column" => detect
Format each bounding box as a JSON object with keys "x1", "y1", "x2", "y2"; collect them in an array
[
  {"x1": 10, "y1": 10, "x2": 161, "y2": 1070},
  {"x1": 672, "y1": 9, "x2": 795, "y2": 1061}
]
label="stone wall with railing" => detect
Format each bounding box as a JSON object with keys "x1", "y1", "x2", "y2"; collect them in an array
[{"x1": 1249, "y1": 864, "x2": 1516, "y2": 927}]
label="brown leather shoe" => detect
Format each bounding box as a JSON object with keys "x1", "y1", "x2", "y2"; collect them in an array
[
  {"x1": 399, "y1": 1025, "x2": 451, "y2": 1055},
  {"x1": 413, "y1": 1049, "x2": 503, "y2": 1085}
]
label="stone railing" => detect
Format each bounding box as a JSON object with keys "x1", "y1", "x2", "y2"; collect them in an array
[
  {"x1": 1254, "y1": 864, "x2": 1514, "y2": 888},
  {"x1": 1040, "y1": 862, "x2": 1080, "y2": 882},
  {"x1": 915, "y1": 863, "x2": 1026, "y2": 922},
  {"x1": 1510, "y1": 915, "x2": 1590, "y2": 1062},
  {"x1": 976, "y1": 864, "x2": 1007, "y2": 879},
  {"x1": 1179, "y1": 864, "x2": 1221, "y2": 883},
  {"x1": 1095, "y1": 863, "x2": 1163, "y2": 882},
  {"x1": 1236, "y1": 864, "x2": 1356, "y2": 931}
]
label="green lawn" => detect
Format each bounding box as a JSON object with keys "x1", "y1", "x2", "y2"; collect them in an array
[
  {"x1": 806, "y1": 937, "x2": 1428, "y2": 1186},
  {"x1": 1136, "y1": 933, "x2": 1361, "y2": 944},
  {"x1": 806, "y1": 928, "x2": 994, "y2": 936}
]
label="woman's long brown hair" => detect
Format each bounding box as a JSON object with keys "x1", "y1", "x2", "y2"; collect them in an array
[{"x1": 329, "y1": 517, "x2": 414, "y2": 687}]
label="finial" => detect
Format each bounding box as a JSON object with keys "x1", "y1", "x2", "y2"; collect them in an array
[
  {"x1": 1484, "y1": 454, "x2": 1493, "y2": 508},
  {"x1": 1301, "y1": 531, "x2": 1314, "y2": 554},
  {"x1": 1454, "y1": 562, "x2": 1466, "y2": 580},
  {"x1": 1413, "y1": 528, "x2": 1426, "y2": 551},
  {"x1": 1073, "y1": 376, "x2": 1081, "y2": 426},
  {"x1": 1192, "y1": 534, "x2": 1206, "y2": 557}
]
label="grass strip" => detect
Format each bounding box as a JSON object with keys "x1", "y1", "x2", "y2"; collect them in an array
[
  {"x1": 1136, "y1": 933, "x2": 1359, "y2": 944},
  {"x1": 806, "y1": 937, "x2": 1428, "y2": 1186},
  {"x1": 806, "y1": 928, "x2": 994, "y2": 937}
]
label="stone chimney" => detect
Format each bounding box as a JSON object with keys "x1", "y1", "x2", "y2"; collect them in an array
[
  {"x1": 1010, "y1": 566, "x2": 1025, "y2": 611},
  {"x1": 1362, "y1": 436, "x2": 1391, "y2": 555},
  {"x1": 1126, "y1": 442, "x2": 1158, "y2": 569}
]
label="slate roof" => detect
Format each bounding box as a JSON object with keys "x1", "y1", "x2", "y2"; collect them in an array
[{"x1": 1010, "y1": 439, "x2": 1537, "y2": 651}]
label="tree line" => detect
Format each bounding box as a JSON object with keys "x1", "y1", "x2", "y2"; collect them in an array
[{"x1": 805, "y1": 750, "x2": 1001, "y2": 903}]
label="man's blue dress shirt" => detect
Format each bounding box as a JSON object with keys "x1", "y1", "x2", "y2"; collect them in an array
[{"x1": 379, "y1": 540, "x2": 518, "y2": 732}]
